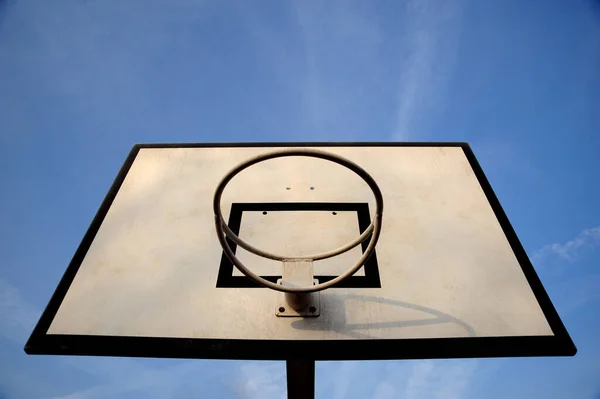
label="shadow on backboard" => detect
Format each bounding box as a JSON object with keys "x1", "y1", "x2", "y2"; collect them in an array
[{"x1": 290, "y1": 293, "x2": 476, "y2": 339}]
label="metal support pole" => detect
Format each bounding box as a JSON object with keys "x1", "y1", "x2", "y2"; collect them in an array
[{"x1": 286, "y1": 359, "x2": 315, "y2": 399}]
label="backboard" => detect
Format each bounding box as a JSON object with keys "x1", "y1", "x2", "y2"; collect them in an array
[{"x1": 25, "y1": 143, "x2": 576, "y2": 360}]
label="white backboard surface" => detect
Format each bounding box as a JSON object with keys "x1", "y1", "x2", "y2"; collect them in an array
[{"x1": 26, "y1": 143, "x2": 575, "y2": 360}]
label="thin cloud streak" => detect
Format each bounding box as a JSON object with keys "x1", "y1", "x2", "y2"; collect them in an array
[
  {"x1": 333, "y1": 361, "x2": 358, "y2": 399},
  {"x1": 0, "y1": 279, "x2": 270, "y2": 399},
  {"x1": 0, "y1": 279, "x2": 158, "y2": 393},
  {"x1": 534, "y1": 226, "x2": 600, "y2": 262},
  {"x1": 47, "y1": 361, "x2": 231, "y2": 399},
  {"x1": 292, "y1": 1, "x2": 383, "y2": 139},
  {"x1": 236, "y1": 362, "x2": 286, "y2": 399},
  {"x1": 405, "y1": 359, "x2": 477, "y2": 399},
  {"x1": 370, "y1": 381, "x2": 396, "y2": 399},
  {"x1": 0, "y1": 279, "x2": 39, "y2": 342},
  {"x1": 394, "y1": 0, "x2": 462, "y2": 140}
]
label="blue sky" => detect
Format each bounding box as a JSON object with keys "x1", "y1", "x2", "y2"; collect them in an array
[{"x1": 1, "y1": 0, "x2": 599, "y2": 398}]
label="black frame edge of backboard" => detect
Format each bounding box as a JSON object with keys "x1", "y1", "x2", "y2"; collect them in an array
[
  {"x1": 24, "y1": 145, "x2": 143, "y2": 353},
  {"x1": 460, "y1": 143, "x2": 576, "y2": 355},
  {"x1": 24, "y1": 142, "x2": 577, "y2": 360}
]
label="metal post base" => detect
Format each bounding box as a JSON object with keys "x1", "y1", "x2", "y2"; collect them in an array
[
  {"x1": 286, "y1": 359, "x2": 315, "y2": 399},
  {"x1": 276, "y1": 279, "x2": 320, "y2": 317}
]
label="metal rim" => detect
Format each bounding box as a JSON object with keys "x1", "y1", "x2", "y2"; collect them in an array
[{"x1": 213, "y1": 148, "x2": 384, "y2": 293}]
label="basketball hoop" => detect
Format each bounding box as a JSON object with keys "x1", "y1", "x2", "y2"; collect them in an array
[{"x1": 213, "y1": 149, "x2": 384, "y2": 294}]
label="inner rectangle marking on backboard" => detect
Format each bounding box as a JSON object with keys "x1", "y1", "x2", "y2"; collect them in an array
[{"x1": 216, "y1": 202, "x2": 381, "y2": 288}]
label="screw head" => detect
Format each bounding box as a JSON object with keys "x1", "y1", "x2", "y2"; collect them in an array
[
  {"x1": 278, "y1": 307, "x2": 285, "y2": 313},
  {"x1": 262, "y1": 211, "x2": 267, "y2": 215}
]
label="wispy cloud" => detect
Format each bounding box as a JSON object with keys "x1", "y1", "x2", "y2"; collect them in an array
[
  {"x1": 533, "y1": 226, "x2": 600, "y2": 314},
  {"x1": 236, "y1": 362, "x2": 286, "y2": 399},
  {"x1": 0, "y1": 279, "x2": 235, "y2": 399},
  {"x1": 0, "y1": 279, "x2": 39, "y2": 342},
  {"x1": 0, "y1": 279, "x2": 274, "y2": 399},
  {"x1": 0, "y1": 279, "x2": 162, "y2": 396},
  {"x1": 243, "y1": 0, "x2": 464, "y2": 141},
  {"x1": 405, "y1": 359, "x2": 477, "y2": 399},
  {"x1": 370, "y1": 381, "x2": 396, "y2": 399},
  {"x1": 393, "y1": 0, "x2": 463, "y2": 140},
  {"x1": 321, "y1": 359, "x2": 476, "y2": 399},
  {"x1": 48, "y1": 360, "x2": 238, "y2": 399},
  {"x1": 534, "y1": 226, "x2": 600, "y2": 262},
  {"x1": 405, "y1": 360, "x2": 435, "y2": 399},
  {"x1": 292, "y1": 1, "x2": 384, "y2": 139}
]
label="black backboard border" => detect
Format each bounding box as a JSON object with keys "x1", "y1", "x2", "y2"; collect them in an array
[{"x1": 24, "y1": 142, "x2": 577, "y2": 360}]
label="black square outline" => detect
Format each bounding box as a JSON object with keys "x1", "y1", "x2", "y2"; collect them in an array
[
  {"x1": 24, "y1": 142, "x2": 577, "y2": 361},
  {"x1": 216, "y1": 202, "x2": 381, "y2": 289}
]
